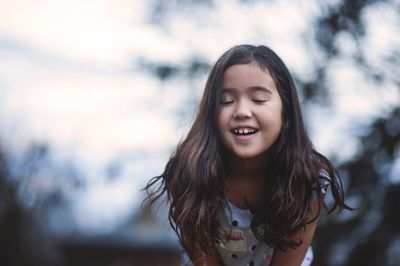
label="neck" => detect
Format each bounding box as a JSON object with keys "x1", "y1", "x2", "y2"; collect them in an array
[
  {"x1": 224, "y1": 153, "x2": 270, "y2": 208},
  {"x1": 228, "y1": 153, "x2": 268, "y2": 180},
  {"x1": 225, "y1": 155, "x2": 268, "y2": 208}
]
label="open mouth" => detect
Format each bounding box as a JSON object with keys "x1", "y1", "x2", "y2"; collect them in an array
[{"x1": 231, "y1": 128, "x2": 259, "y2": 136}]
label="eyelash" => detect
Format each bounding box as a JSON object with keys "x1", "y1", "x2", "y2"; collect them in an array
[
  {"x1": 219, "y1": 99, "x2": 266, "y2": 105},
  {"x1": 220, "y1": 100, "x2": 234, "y2": 105}
]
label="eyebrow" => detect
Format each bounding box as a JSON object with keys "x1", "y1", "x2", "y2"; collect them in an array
[{"x1": 221, "y1": 86, "x2": 273, "y2": 94}]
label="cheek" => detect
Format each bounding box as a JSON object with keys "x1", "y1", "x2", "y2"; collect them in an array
[{"x1": 217, "y1": 109, "x2": 228, "y2": 128}]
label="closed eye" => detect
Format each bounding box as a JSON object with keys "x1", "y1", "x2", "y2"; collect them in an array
[
  {"x1": 220, "y1": 100, "x2": 234, "y2": 105},
  {"x1": 252, "y1": 99, "x2": 267, "y2": 104}
]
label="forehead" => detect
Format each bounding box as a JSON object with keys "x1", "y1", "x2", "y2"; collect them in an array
[{"x1": 222, "y1": 63, "x2": 277, "y2": 91}]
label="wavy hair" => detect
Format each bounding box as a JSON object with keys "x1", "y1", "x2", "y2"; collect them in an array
[{"x1": 144, "y1": 45, "x2": 349, "y2": 260}]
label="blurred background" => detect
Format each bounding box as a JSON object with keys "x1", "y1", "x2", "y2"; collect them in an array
[{"x1": 0, "y1": 0, "x2": 399, "y2": 265}]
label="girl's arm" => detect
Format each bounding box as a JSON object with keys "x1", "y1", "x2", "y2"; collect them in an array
[
  {"x1": 192, "y1": 247, "x2": 224, "y2": 266},
  {"x1": 270, "y1": 200, "x2": 319, "y2": 266}
]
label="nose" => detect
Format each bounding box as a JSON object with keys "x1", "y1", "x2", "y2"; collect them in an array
[{"x1": 233, "y1": 100, "x2": 252, "y2": 119}]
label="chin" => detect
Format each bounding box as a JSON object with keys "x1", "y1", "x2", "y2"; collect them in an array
[
  {"x1": 232, "y1": 151, "x2": 265, "y2": 160},
  {"x1": 228, "y1": 146, "x2": 272, "y2": 160}
]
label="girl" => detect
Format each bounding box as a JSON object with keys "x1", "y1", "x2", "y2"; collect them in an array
[{"x1": 145, "y1": 45, "x2": 349, "y2": 266}]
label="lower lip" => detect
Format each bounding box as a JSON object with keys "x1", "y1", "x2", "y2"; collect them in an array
[{"x1": 232, "y1": 132, "x2": 257, "y2": 141}]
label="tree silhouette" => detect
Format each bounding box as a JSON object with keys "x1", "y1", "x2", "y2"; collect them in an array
[{"x1": 1, "y1": 0, "x2": 398, "y2": 265}]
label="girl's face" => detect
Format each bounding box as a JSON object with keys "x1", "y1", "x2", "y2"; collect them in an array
[{"x1": 217, "y1": 63, "x2": 283, "y2": 160}]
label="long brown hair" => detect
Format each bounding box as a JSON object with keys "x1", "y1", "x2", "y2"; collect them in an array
[{"x1": 144, "y1": 45, "x2": 349, "y2": 259}]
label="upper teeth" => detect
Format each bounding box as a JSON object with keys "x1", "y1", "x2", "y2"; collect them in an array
[{"x1": 234, "y1": 128, "x2": 255, "y2": 134}]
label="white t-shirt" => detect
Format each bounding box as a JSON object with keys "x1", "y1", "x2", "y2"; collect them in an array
[{"x1": 214, "y1": 200, "x2": 314, "y2": 266}]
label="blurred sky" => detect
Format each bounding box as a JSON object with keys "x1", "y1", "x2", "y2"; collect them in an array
[{"x1": 0, "y1": 0, "x2": 399, "y2": 234}]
